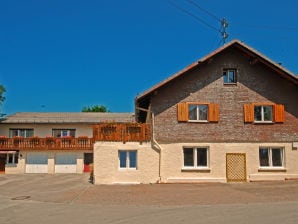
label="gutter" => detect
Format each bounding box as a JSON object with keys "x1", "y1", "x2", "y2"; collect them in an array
[{"x1": 151, "y1": 112, "x2": 162, "y2": 183}]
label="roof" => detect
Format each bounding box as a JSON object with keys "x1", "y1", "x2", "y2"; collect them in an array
[
  {"x1": 0, "y1": 112, "x2": 135, "y2": 124},
  {"x1": 136, "y1": 39, "x2": 298, "y2": 103}
]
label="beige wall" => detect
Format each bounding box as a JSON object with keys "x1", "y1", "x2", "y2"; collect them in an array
[
  {"x1": 160, "y1": 142, "x2": 298, "y2": 183},
  {"x1": 93, "y1": 142, "x2": 160, "y2": 184},
  {"x1": 4, "y1": 150, "x2": 86, "y2": 174},
  {"x1": 0, "y1": 124, "x2": 93, "y2": 137}
]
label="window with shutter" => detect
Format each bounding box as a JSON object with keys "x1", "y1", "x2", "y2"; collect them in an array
[
  {"x1": 177, "y1": 102, "x2": 188, "y2": 122},
  {"x1": 244, "y1": 104, "x2": 254, "y2": 122},
  {"x1": 244, "y1": 103, "x2": 284, "y2": 123},
  {"x1": 177, "y1": 102, "x2": 219, "y2": 123},
  {"x1": 274, "y1": 104, "x2": 285, "y2": 123},
  {"x1": 208, "y1": 104, "x2": 219, "y2": 122}
]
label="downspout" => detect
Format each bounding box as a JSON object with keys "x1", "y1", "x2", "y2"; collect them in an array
[{"x1": 151, "y1": 112, "x2": 162, "y2": 183}]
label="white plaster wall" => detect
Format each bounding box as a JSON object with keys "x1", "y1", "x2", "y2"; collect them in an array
[
  {"x1": 160, "y1": 142, "x2": 298, "y2": 183},
  {"x1": 93, "y1": 142, "x2": 160, "y2": 184},
  {"x1": 5, "y1": 150, "x2": 85, "y2": 174},
  {"x1": 4, "y1": 150, "x2": 26, "y2": 174},
  {"x1": 0, "y1": 124, "x2": 93, "y2": 137}
]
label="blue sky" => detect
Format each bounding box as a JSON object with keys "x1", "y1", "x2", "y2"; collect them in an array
[{"x1": 0, "y1": 0, "x2": 297, "y2": 114}]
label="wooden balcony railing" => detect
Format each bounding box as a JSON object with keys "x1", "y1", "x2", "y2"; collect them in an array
[
  {"x1": 93, "y1": 123, "x2": 151, "y2": 143},
  {"x1": 0, "y1": 137, "x2": 94, "y2": 151}
]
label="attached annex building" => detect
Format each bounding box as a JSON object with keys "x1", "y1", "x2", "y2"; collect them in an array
[{"x1": 0, "y1": 112, "x2": 134, "y2": 174}]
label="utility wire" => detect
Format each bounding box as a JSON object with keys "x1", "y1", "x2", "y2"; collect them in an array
[
  {"x1": 185, "y1": 0, "x2": 221, "y2": 22},
  {"x1": 168, "y1": 0, "x2": 221, "y2": 33},
  {"x1": 232, "y1": 23, "x2": 298, "y2": 31}
]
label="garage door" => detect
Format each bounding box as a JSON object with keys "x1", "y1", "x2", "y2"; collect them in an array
[
  {"x1": 26, "y1": 153, "x2": 48, "y2": 173},
  {"x1": 55, "y1": 153, "x2": 77, "y2": 173}
]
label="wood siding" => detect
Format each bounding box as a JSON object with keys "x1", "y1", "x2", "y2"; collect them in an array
[
  {"x1": 93, "y1": 123, "x2": 150, "y2": 143},
  {"x1": 0, "y1": 137, "x2": 94, "y2": 151}
]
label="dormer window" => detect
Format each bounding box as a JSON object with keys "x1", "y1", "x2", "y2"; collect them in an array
[{"x1": 223, "y1": 69, "x2": 237, "y2": 84}]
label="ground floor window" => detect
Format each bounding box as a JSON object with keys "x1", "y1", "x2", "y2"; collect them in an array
[
  {"x1": 183, "y1": 147, "x2": 209, "y2": 168},
  {"x1": 119, "y1": 150, "x2": 137, "y2": 169},
  {"x1": 6, "y1": 152, "x2": 19, "y2": 165},
  {"x1": 259, "y1": 147, "x2": 284, "y2": 167}
]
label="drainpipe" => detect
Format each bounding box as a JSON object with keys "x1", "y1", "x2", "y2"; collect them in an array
[{"x1": 151, "y1": 112, "x2": 162, "y2": 183}]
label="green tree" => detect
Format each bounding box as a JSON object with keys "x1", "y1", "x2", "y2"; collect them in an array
[
  {"x1": 0, "y1": 85, "x2": 6, "y2": 105},
  {"x1": 82, "y1": 104, "x2": 109, "y2": 112}
]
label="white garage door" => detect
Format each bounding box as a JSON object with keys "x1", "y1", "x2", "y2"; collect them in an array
[
  {"x1": 26, "y1": 153, "x2": 48, "y2": 173},
  {"x1": 55, "y1": 153, "x2": 77, "y2": 173}
]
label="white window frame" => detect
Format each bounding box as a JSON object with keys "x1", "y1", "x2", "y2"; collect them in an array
[
  {"x1": 223, "y1": 69, "x2": 237, "y2": 84},
  {"x1": 6, "y1": 152, "x2": 19, "y2": 166},
  {"x1": 259, "y1": 147, "x2": 285, "y2": 169},
  {"x1": 254, "y1": 105, "x2": 273, "y2": 123},
  {"x1": 52, "y1": 129, "x2": 76, "y2": 138},
  {"x1": 118, "y1": 150, "x2": 137, "y2": 170},
  {"x1": 9, "y1": 129, "x2": 34, "y2": 138},
  {"x1": 188, "y1": 104, "x2": 208, "y2": 122},
  {"x1": 182, "y1": 147, "x2": 209, "y2": 170}
]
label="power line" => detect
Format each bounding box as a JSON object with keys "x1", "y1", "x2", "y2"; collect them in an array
[
  {"x1": 233, "y1": 23, "x2": 298, "y2": 32},
  {"x1": 168, "y1": 0, "x2": 220, "y2": 32},
  {"x1": 185, "y1": 0, "x2": 221, "y2": 22}
]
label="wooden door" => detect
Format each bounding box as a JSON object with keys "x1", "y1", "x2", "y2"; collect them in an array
[
  {"x1": 0, "y1": 154, "x2": 6, "y2": 173},
  {"x1": 226, "y1": 153, "x2": 247, "y2": 182}
]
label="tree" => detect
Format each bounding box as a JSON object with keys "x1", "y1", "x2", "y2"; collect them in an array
[
  {"x1": 0, "y1": 85, "x2": 6, "y2": 105},
  {"x1": 82, "y1": 104, "x2": 109, "y2": 112}
]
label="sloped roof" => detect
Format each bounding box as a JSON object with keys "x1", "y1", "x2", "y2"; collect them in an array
[
  {"x1": 0, "y1": 112, "x2": 135, "y2": 124},
  {"x1": 136, "y1": 39, "x2": 298, "y2": 103}
]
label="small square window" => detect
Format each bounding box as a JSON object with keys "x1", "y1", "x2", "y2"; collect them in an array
[
  {"x1": 223, "y1": 69, "x2": 237, "y2": 84},
  {"x1": 119, "y1": 150, "x2": 137, "y2": 169}
]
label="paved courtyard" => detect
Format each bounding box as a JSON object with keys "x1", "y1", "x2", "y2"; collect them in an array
[{"x1": 1, "y1": 174, "x2": 298, "y2": 223}]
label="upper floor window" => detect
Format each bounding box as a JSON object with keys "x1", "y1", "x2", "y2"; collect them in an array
[
  {"x1": 254, "y1": 105, "x2": 273, "y2": 122},
  {"x1": 223, "y1": 69, "x2": 236, "y2": 84},
  {"x1": 9, "y1": 129, "x2": 34, "y2": 138},
  {"x1": 177, "y1": 102, "x2": 219, "y2": 123},
  {"x1": 244, "y1": 103, "x2": 284, "y2": 123},
  {"x1": 188, "y1": 104, "x2": 208, "y2": 122},
  {"x1": 52, "y1": 129, "x2": 76, "y2": 138}
]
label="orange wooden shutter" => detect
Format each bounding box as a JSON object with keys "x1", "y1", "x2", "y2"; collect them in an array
[
  {"x1": 244, "y1": 104, "x2": 254, "y2": 122},
  {"x1": 208, "y1": 104, "x2": 219, "y2": 122},
  {"x1": 274, "y1": 104, "x2": 285, "y2": 123},
  {"x1": 177, "y1": 102, "x2": 188, "y2": 122}
]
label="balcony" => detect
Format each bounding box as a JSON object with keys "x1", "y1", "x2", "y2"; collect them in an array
[
  {"x1": 93, "y1": 123, "x2": 151, "y2": 143},
  {"x1": 0, "y1": 136, "x2": 94, "y2": 151}
]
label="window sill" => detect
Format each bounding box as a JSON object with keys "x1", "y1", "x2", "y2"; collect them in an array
[
  {"x1": 223, "y1": 83, "x2": 237, "y2": 86},
  {"x1": 254, "y1": 121, "x2": 274, "y2": 124},
  {"x1": 188, "y1": 120, "x2": 208, "y2": 123},
  {"x1": 119, "y1": 168, "x2": 137, "y2": 171},
  {"x1": 5, "y1": 164, "x2": 18, "y2": 168},
  {"x1": 258, "y1": 167, "x2": 287, "y2": 172},
  {"x1": 181, "y1": 167, "x2": 211, "y2": 172}
]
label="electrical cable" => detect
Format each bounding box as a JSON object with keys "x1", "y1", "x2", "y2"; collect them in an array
[
  {"x1": 168, "y1": 0, "x2": 221, "y2": 33},
  {"x1": 185, "y1": 0, "x2": 221, "y2": 22}
]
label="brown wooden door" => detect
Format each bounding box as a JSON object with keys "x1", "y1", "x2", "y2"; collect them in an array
[
  {"x1": 0, "y1": 154, "x2": 6, "y2": 173},
  {"x1": 226, "y1": 153, "x2": 247, "y2": 182}
]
